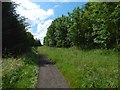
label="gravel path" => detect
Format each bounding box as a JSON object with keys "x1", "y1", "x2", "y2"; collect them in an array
[{"x1": 36, "y1": 52, "x2": 69, "y2": 88}]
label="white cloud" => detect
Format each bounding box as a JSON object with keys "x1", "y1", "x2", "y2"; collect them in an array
[
  {"x1": 13, "y1": 0, "x2": 54, "y2": 22},
  {"x1": 30, "y1": 0, "x2": 89, "y2": 2},
  {"x1": 35, "y1": 20, "x2": 53, "y2": 44},
  {"x1": 37, "y1": 20, "x2": 53, "y2": 33},
  {"x1": 23, "y1": 20, "x2": 53, "y2": 45},
  {"x1": 4, "y1": 0, "x2": 118, "y2": 2},
  {"x1": 50, "y1": 0, "x2": 77, "y2": 2},
  {"x1": 12, "y1": 0, "x2": 54, "y2": 44},
  {"x1": 53, "y1": 5, "x2": 61, "y2": 8}
]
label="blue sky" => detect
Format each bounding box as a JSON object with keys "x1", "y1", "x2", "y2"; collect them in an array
[
  {"x1": 12, "y1": 0, "x2": 87, "y2": 44},
  {"x1": 37, "y1": 2, "x2": 86, "y2": 19}
]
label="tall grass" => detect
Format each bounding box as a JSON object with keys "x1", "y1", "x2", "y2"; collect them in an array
[
  {"x1": 2, "y1": 48, "x2": 39, "y2": 88},
  {"x1": 38, "y1": 46, "x2": 118, "y2": 88}
]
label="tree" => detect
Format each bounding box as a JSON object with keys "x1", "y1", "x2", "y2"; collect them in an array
[
  {"x1": 44, "y1": 2, "x2": 120, "y2": 49},
  {"x1": 2, "y1": 2, "x2": 40, "y2": 57},
  {"x1": 34, "y1": 39, "x2": 42, "y2": 46}
]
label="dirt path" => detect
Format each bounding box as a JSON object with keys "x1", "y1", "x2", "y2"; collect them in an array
[{"x1": 36, "y1": 52, "x2": 69, "y2": 88}]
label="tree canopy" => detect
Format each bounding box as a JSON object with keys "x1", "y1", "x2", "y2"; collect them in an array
[
  {"x1": 44, "y1": 2, "x2": 120, "y2": 50},
  {"x1": 2, "y1": 2, "x2": 41, "y2": 57}
]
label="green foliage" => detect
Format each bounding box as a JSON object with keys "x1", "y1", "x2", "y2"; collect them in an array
[
  {"x1": 2, "y1": 48, "x2": 39, "y2": 88},
  {"x1": 34, "y1": 39, "x2": 42, "y2": 46},
  {"x1": 44, "y1": 2, "x2": 120, "y2": 49},
  {"x1": 39, "y1": 46, "x2": 118, "y2": 88},
  {"x1": 2, "y1": 2, "x2": 42, "y2": 89},
  {"x1": 2, "y1": 2, "x2": 41, "y2": 57},
  {"x1": 44, "y1": 15, "x2": 71, "y2": 47}
]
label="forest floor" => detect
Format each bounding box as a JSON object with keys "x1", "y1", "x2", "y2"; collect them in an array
[{"x1": 36, "y1": 52, "x2": 69, "y2": 88}]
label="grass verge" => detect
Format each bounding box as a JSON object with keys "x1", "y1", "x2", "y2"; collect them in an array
[
  {"x1": 2, "y1": 47, "x2": 39, "y2": 88},
  {"x1": 38, "y1": 46, "x2": 118, "y2": 88}
]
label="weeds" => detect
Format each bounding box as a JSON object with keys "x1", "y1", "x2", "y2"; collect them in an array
[
  {"x1": 2, "y1": 48, "x2": 39, "y2": 88},
  {"x1": 39, "y1": 46, "x2": 118, "y2": 88}
]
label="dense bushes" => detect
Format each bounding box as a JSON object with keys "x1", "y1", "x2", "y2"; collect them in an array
[
  {"x1": 44, "y1": 2, "x2": 120, "y2": 50},
  {"x1": 2, "y1": 48, "x2": 39, "y2": 88}
]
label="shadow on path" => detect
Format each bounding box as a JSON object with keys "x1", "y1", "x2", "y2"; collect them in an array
[
  {"x1": 38, "y1": 52, "x2": 55, "y2": 66},
  {"x1": 36, "y1": 52, "x2": 69, "y2": 88}
]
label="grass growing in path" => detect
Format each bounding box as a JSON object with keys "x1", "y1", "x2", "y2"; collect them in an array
[
  {"x1": 38, "y1": 46, "x2": 118, "y2": 88},
  {"x1": 2, "y1": 48, "x2": 39, "y2": 88}
]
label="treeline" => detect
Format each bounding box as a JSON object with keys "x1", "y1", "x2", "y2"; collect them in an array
[
  {"x1": 44, "y1": 2, "x2": 120, "y2": 49},
  {"x1": 2, "y1": 2, "x2": 41, "y2": 57}
]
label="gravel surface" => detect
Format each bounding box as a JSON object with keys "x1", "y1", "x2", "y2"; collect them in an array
[{"x1": 36, "y1": 52, "x2": 69, "y2": 88}]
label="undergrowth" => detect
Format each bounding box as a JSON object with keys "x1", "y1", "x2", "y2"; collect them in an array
[
  {"x1": 2, "y1": 47, "x2": 39, "y2": 88},
  {"x1": 39, "y1": 46, "x2": 118, "y2": 88}
]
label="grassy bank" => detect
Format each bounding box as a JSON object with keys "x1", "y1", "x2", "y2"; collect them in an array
[
  {"x1": 2, "y1": 48, "x2": 39, "y2": 88},
  {"x1": 38, "y1": 46, "x2": 118, "y2": 88}
]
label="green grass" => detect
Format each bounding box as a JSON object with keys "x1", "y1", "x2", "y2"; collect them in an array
[
  {"x1": 2, "y1": 48, "x2": 39, "y2": 88},
  {"x1": 38, "y1": 46, "x2": 118, "y2": 88}
]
